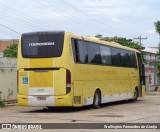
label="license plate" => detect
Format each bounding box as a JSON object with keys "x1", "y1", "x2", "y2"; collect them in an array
[{"x1": 37, "y1": 97, "x2": 46, "y2": 100}]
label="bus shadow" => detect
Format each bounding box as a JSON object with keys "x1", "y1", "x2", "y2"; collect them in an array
[
  {"x1": 22, "y1": 106, "x2": 91, "y2": 113},
  {"x1": 101, "y1": 99, "x2": 142, "y2": 107},
  {"x1": 22, "y1": 99, "x2": 143, "y2": 113}
]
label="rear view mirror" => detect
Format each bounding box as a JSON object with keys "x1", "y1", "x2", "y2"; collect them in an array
[{"x1": 141, "y1": 64, "x2": 145, "y2": 85}]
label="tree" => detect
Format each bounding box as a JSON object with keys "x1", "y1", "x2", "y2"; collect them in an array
[
  {"x1": 154, "y1": 21, "x2": 160, "y2": 54},
  {"x1": 95, "y1": 34, "x2": 102, "y2": 38},
  {"x1": 154, "y1": 21, "x2": 160, "y2": 35},
  {"x1": 3, "y1": 44, "x2": 18, "y2": 58},
  {"x1": 154, "y1": 21, "x2": 160, "y2": 72},
  {"x1": 95, "y1": 35, "x2": 145, "y2": 50},
  {"x1": 0, "y1": 91, "x2": 5, "y2": 107}
]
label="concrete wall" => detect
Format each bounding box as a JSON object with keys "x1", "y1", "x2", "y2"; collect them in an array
[{"x1": 0, "y1": 57, "x2": 17, "y2": 103}]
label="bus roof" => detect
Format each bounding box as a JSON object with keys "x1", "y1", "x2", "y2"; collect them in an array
[
  {"x1": 22, "y1": 31, "x2": 64, "y2": 36},
  {"x1": 65, "y1": 31, "x2": 140, "y2": 53},
  {"x1": 21, "y1": 31, "x2": 140, "y2": 53}
]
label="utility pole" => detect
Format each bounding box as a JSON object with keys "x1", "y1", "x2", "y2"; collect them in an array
[{"x1": 133, "y1": 36, "x2": 147, "y2": 46}]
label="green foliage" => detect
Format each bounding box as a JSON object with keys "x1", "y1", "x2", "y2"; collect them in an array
[
  {"x1": 154, "y1": 21, "x2": 160, "y2": 34},
  {"x1": 3, "y1": 44, "x2": 18, "y2": 58},
  {"x1": 156, "y1": 53, "x2": 160, "y2": 72},
  {"x1": 157, "y1": 63, "x2": 160, "y2": 73},
  {"x1": 95, "y1": 35, "x2": 145, "y2": 50},
  {"x1": 154, "y1": 21, "x2": 160, "y2": 72},
  {"x1": 95, "y1": 35, "x2": 145, "y2": 62},
  {"x1": 102, "y1": 36, "x2": 145, "y2": 50},
  {"x1": 95, "y1": 34, "x2": 102, "y2": 38},
  {"x1": 0, "y1": 91, "x2": 5, "y2": 107}
]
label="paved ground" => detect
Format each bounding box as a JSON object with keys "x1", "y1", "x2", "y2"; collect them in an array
[{"x1": 0, "y1": 95, "x2": 160, "y2": 132}]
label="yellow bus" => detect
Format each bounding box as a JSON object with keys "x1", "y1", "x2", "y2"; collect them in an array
[{"x1": 18, "y1": 31, "x2": 145, "y2": 108}]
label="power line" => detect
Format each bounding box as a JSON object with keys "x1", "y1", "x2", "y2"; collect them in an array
[
  {"x1": 35, "y1": 0, "x2": 70, "y2": 30},
  {"x1": 36, "y1": 0, "x2": 102, "y2": 33},
  {"x1": 0, "y1": 12, "x2": 35, "y2": 31},
  {"x1": 0, "y1": 30, "x2": 18, "y2": 38},
  {"x1": 61, "y1": 0, "x2": 132, "y2": 37},
  {"x1": 0, "y1": 1, "x2": 133, "y2": 39},
  {"x1": 0, "y1": 23, "x2": 21, "y2": 35},
  {"x1": 0, "y1": 6, "x2": 50, "y2": 30},
  {"x1": 0, "y1": 4, "x2": 61, "y2": 31},
  {"x1": 37, "y1": 0, "x2": 117, "y2": 35}
]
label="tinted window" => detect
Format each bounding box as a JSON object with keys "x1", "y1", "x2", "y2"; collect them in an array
[
  {"x1": 112, "y1": 48, "x2": 122, "y2": 66},
  {"x1": 87, "y1": 42, "x2": 101, "y2": 64},
  {"x1": 129, "y1": 51, "x2": 137, "y2": 68},
  {"x1": 72, "y1": 38, "x2": 138, "y2": 68},
  {"x1": 121, "y1": 50, "x2": 130, "y2": 67},
  {"x1": 100, "y1": 45, "x2": 112, "y2": 65},
  {"x1": 75, "y1": 40, "x2": 88, "y2": 63},
  {"x1": 22, "y1": 32, "x2": 64, "y2": 58}
]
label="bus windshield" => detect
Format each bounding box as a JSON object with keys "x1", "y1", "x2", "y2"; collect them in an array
[{"x1": 21, "y1": 32, "x2": 64, "y2": 58}]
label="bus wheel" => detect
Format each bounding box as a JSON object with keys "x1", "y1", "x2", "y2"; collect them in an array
[
  {"x1": 93, "y1": 90, "x2": 101, "y2": 109},
  {"x1": 133, "y1": 88, "x2": 138, "y2": 101}
]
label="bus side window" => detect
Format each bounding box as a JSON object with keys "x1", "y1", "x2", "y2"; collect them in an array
[
  {"x1": 87, "y1": 42, "x2": 101, "y2": 64},
  {"x1": 100, "y1": 45, "x2": 112, "y2": 65},
  {"x1": 121, "y1": 50, "x2": 130, "y2": 67},
  {"x1": 75, "y1": 40, "x2": 88, "y2": 63},
  {"x1": 111, "y1": 48, "x2": 122, "y2": 66},
  {"x1": 129, "y1": 51, "x2": 137, "y2": 68}
]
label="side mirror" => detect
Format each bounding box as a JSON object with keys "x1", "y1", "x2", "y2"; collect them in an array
[{"x1": 141, "y1": 63, "x2": 145, "y2": 85}]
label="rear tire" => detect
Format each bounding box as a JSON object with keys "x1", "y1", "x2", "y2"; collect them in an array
[
  {"x1": 92, "y1": 90, "x2": 101, "y2": 109},
  {"x1": 133, "y1": 88, "x2": 138, "y2": 101}
]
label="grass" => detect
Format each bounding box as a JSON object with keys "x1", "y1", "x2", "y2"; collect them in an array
[{"x1": 0, "y1": 91, "x2": 5, "y2": 107}]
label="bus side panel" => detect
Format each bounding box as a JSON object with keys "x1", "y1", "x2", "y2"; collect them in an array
[
  {"x1": 118, "y1": 68, "x2": 132, "y2": 96},
  {"x1": 82, "y1": 81, "x2": 99, "y2": 106},
  {"x1": 101, "y1": 80, "x2": 116, "y2": 103},
  {"x1": 73, "y1": 81, "x2": 83, "y2": 106},
  {"x1": 99, "y1": 80, "x2": 109, "y2": 103},
  {"x1": 129, "y1": 68, "x2": 139, "y2": 98}
]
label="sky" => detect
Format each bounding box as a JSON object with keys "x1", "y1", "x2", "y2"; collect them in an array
[{"x1": 0, "y1": 0, "x2": 160, "y2": 47}]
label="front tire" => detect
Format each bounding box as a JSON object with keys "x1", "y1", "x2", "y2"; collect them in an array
[
  {"x1": 93, "y1": 90, "x2": 101, "y2": 109},
  {"x1": 133, "y1": 88, "x2": 138, "y2": 101}
]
